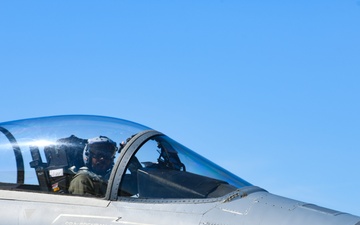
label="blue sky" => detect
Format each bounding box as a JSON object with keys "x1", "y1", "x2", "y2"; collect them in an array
[{"x1": 1, "y1": 0, "x2": 359, "y2": 216}]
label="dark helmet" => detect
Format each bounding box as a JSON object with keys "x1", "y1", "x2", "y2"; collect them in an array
[{"x1": 83, "y1": 136, "x2": 117, "y2": 168}]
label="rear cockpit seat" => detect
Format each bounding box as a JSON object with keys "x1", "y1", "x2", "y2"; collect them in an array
[{"x1": 30, "y1": 135, "x2": 87, "y2": 193}]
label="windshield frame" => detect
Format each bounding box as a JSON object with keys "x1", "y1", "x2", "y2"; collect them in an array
[{"x1": 107, "y1": 130, "x2": 254, "y2": 202}]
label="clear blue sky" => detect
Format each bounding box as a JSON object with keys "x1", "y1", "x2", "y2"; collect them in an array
[{"x1": 1, "y1": 0, "x2": 359, "y2": 216}]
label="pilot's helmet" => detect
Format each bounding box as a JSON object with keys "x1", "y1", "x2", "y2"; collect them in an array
[{"x1": 83, "y1": 136, "x2": 117, "y2": 168}]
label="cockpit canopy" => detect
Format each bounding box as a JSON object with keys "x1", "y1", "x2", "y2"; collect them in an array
[{"x1": 0, "y1": 115, "x2": 251, "y2": 199}]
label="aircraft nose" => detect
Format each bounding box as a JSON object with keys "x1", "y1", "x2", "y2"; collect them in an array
[{"x1": 201, "y1": 191, "x2": 360, "y2": 225}]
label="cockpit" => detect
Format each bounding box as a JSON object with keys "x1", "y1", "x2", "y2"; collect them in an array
[{"x1": 0, "y1": 115, "x2": 252, "y2": 200}]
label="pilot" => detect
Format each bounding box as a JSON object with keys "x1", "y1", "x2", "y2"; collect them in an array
[{"x1": 68, "y1": 136, "x2": 117, "y2": 196}]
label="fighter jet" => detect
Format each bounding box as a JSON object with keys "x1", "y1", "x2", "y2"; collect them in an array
[{"x1": 0, "y1": 115, "x2": 358, "y2": 225}]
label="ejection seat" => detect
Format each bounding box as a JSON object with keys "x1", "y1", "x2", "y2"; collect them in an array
[{"x1": 29, "y1": 135, "x2": 87, "y2": 193}]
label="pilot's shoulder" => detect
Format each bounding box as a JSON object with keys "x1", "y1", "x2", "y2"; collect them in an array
[
  {"x1": 72, "y1": 166, "x2": 90, "y2": 178},
  {"x1": 73, "y1": 167, "x2": 103, "y2": 182}
]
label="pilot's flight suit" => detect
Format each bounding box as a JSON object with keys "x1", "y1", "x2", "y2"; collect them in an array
[{"x1": 68, "y1": 167, "x2": 108, "y2": 197}]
